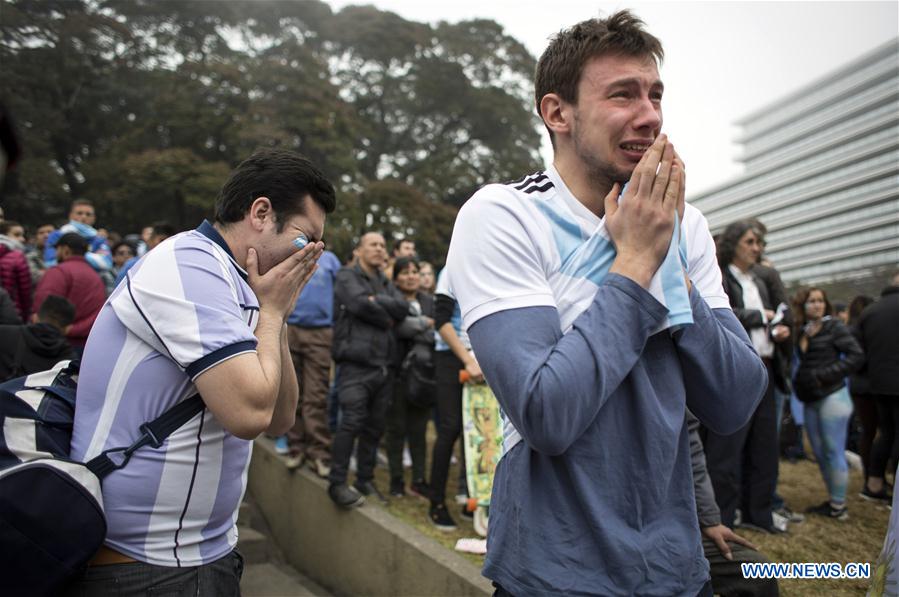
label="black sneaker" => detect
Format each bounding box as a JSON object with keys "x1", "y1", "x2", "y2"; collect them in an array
[
  {"x1": 860, "y1": 486, "x2": 892, "y2": 505},
  {"x1": 408, "y1": 479, "x2": 430, "y2": 500},
  {"x1": 389, "y1": 479, "x2": 406, "y2": 498},
  {"x1": 806, "y1": 501, "x2": 848, "y2": 521},
  {"x1": 328, "y1": 483, "x2": 365, "y2": 509},
  {"x1": 354, "y1": 480, "x2": 388, "y2": 504},
  {"x1": 429, "y1": 502, "x2": 458, "y2": 531}
]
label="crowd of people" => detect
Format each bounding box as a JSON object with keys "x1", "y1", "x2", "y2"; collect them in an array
[
  {"x1": 0, "y1": 203, "x2": 176, "y2": 361},
  {"x1": 1, "y1": 9, "x2": 896, "y2": 597}
]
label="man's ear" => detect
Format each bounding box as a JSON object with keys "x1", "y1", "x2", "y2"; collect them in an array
[
  {"x1": 63, "y1": 324, "x2": 72, "y2": 336},
  {"x1": 248, "y1": 197, "x2": 273, "y2": 232},
  {"x1": 540, "y1": 93, "x2": 573, "y2": 138}
]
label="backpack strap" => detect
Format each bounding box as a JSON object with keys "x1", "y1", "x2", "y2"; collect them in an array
[{"x1": 85, "y1": 394, "x2": 205, "y2": 479}]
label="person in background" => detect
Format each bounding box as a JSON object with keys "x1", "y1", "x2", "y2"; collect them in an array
[
  {"x1": 0, "y1": 287, "x2": 21, "y2": 325},
  {"x1": 0, "y1": 219, "x2": 32, "y2": 320},
  {"x1": 386, "y1": 256, "x2": 435, "y2": 499},
  {"x1": 28, "y1": 223, "x2": 55, "y2": 283},
  {"x1": 114, "y1": 222, "x2": 177, "y2": 287},
  {"x1": 857, "y1": 272, "x2": 899, "y2": 506},
  {"x1": 792, "y1": 286, "x2": 863, "y2": 520},
  {"x1": 848, "y1": 295, "x2": 876, "y2": 482},
  {"x1": 282, "y1": 247, "x2": 342, "y2": 478},
  {"x1": 0, "y1": 294, "x2": 75, "y2": 381},
  {"x1": 384, "y1": 237, "x2": 416, "y2": 279},
  {"x1": 689, "y1": 411, "x2": 779, "y2": 596},
  {"x1": 329, "y1": 232, "x2": 408, "y2": 508},
  {"x1": 32, "y1": 232, "x2": 106, "y2": 351},
  {"x1": 44, "y1": 199, "x2": 112, "y2": 275},
  {"x1": 746, "y1": 218, "x2": 802, "y2": 525},
  {"x1": 138, "y1": 225, "x2": 153, "y2": 256},
  {"x1": 418, "y1": 261, "x2": 436, "y2": 295},
  {"x1": 111, "y1": 241, "x2": 136, "y2": 280},
  {"x1": 833, "y1": 302, "x2": 849, "y2": 325},
  {"x1": 427, "y1": 265, "x2": 481, "y2": 530},
  {"x1": 708, "y1": 220, "x2": 791, "y2": 534}
]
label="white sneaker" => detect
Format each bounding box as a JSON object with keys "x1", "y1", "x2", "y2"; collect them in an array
[
  {"x1": 845, "y1": 450, "x2": 863, "y2": 472},
  {"x1": 771, "y1": 511, "x2": 790, "y2": 533},
  {"x1": 403, "y1": 446, "x2": 412, "y2": 469}
]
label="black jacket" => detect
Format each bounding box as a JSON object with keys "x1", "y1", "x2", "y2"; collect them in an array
[
  {"x1": 0, "y1": 322, "x2": 74, "y2": 382},
  {"x1": 332, "y1": 263, "x2": 408, "y2": 367},
  {"x1": 855, "y1": 286, "x2": 899, "y2": 396},
  {"x1": 795, "y1": 318, "x2": 863, "y2": 402},
  {"x1": 0, "y1": 287, "x2": 20, "y2": 325},
  {"x1": 393, "y1": 291, "x2": 435, "y2": 370},
  {"x1": 722, "y1": 264, "x2": 792, "y2": 393}
]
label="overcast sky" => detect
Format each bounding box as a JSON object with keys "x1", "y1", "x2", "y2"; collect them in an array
[{"x1": 327, "y1": 0, "x2": 898, "y2": 196}]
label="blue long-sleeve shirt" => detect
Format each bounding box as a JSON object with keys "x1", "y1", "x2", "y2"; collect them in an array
[{"x1": 469, "y1": 276, "x2": 765, "y2": 596}]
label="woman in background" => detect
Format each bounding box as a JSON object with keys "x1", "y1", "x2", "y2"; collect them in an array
[
  {"x1": 793, "y1": 287, "x2": 863, "y2": 520},
  {"x1": 386, "y1": 256, "x2": 435, "y2": 499}
]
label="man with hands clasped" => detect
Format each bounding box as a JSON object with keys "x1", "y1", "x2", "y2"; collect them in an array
[
  {"x1": 445, "y1": 11, "x2": 767, "y2": 596},
  {"x1": 65, "y1": 149, "x2": 335, "y2": 596}
]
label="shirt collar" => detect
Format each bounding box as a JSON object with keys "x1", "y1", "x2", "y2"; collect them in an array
[
  {"x1": 545, "y1": 163, "x2": 603, "y2": 231},
  {"x1": 196, "y1": 219, "x2": 248, "y2": 281}
]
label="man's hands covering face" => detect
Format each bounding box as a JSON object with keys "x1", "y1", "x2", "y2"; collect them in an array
[
  {"x1": 248, "y1": 241, "x2": 324, "y2": 319},
  {"x1": 605, "y1": 134, "x2": 685, "y2": 288}
]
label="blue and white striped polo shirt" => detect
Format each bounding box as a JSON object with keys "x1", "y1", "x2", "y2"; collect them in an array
[{"x1": 70, "y1": 220, "x2": 259, "y2": 567}]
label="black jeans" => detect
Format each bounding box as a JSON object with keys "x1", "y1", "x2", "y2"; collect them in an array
[
  {"x1": 869, "y1": 395, "x2": 899, "y2": 480},
  {"x1": 703, "y1": 359, "x2": 778, "y2": 529},
  {"x1": 386, "y1": 371, "x2": 431, "y2": 483},
  {"x1": 429, "y1": 350, "x2": 467, "y2": 504},
  {"x1": 62, "y1": 550, "x2": 243, "y2": 596},
  {"x1": 329, "y1": 363, "x2": 393, "y2": 486}
]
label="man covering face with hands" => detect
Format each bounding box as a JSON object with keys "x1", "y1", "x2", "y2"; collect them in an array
[{"x1": 66, "y1": 149, "x2": 335, "y2": 597}]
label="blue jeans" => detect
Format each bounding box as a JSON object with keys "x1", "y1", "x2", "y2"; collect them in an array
[
  {"x1": 62, "y1": 550, "x2": 243, "y2": 596},
  {"x1": 804, "y1": 387, "x2": 853, "y2": 504}
]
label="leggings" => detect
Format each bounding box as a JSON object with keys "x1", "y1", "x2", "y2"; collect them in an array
[{"x1": 804, "y1": 386, "x2": 853, "y2": 504}]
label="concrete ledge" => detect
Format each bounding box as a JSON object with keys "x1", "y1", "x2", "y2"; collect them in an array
[{"x1": 248, "y1": 439, "x2": 492, "y2": 597}]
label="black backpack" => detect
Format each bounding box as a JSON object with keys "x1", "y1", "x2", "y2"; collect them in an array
[{"x1": 0, "y1": 359, "x2": 205, "y2": 596}]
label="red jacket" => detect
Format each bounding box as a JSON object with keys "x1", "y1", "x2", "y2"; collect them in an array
[
  {"x1": 32, "y1": 256, "x2": 107, "y2": 347},
  {"x1": 0, "y1": 244, "x2": 32, "y2": 320}
]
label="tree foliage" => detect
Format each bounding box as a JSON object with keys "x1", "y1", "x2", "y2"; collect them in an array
[{"x1": 0, "y1": 0, "x2": 542, "y2": 262}]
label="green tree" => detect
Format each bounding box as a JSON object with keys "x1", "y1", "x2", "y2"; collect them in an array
[{"x1": 1, "y1": 0, "x2": 543, "y2": 252}]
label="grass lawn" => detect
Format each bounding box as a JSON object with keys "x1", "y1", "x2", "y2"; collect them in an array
[{"x1": 363, "y1": 423, "x2": 890, "y2": 596}]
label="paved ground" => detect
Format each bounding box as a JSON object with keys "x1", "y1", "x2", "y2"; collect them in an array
[{"x1": 242, "y1": 561, "x2": 332, "y2": 597}]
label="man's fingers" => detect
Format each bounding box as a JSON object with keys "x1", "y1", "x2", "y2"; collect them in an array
[
  {"x1": 714, "y1": 536, "x2": 733, "y2": 561},
  {"x1": 604, "y1": 183, "x2": 621, "y2": 218},
  {"x1": 636, "y1": 134, "x2": 667, "y2": 194},
  {"x1": 729, "y1": 532, "x2": 757, "y2": 550},
  {"x1": 650, "y1": 142, "x2": 675, "y2": 203},
  {"x1": 246, "y1": 248, "x2": 259, "y2": 278},
  {"x1": 663, "y1": 162, "x2": 681, "y2": 214}
]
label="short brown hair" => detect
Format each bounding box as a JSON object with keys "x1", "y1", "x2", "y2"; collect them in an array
[{"x1": 535, "y1": 10, "x2": 664, "y2": 142}]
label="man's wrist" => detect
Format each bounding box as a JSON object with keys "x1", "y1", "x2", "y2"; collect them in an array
[{"x1": 609, "y1": 255, "x2": 655, "y2": 289}]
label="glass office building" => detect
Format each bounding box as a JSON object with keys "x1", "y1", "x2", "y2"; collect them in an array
[{"x1": 689, "y1": 38, "x2": 898, "y2": 293}]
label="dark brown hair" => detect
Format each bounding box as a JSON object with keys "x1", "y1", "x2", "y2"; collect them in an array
[
  {"x1": 792, "y1": 286, "x2": 833, "y2": 334},
  {"x1": 535, "y1": 10, "x2": 664, "y2": 143}
]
